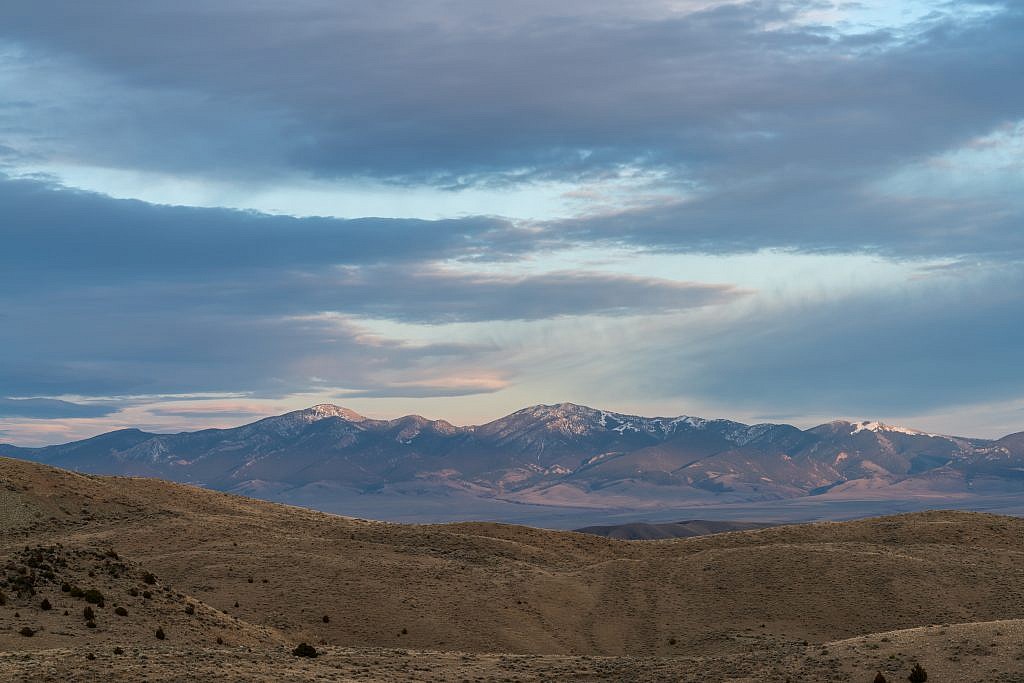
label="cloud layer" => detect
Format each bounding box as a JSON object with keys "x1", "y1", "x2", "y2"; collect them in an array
[
  {"x1": 0, "y1": 398, "x2": 118, "y2": 419},
  {"x1": 0, "y1": 174, "x2": 743, "y2": 400},
  {"x1": 1, "y1": 1, "x2": 1023, "y2": 442}
]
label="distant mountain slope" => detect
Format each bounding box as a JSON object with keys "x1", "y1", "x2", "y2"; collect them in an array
[
  {"x1": 3, "y1": 403, "x2": 1023, "y2": 515},
  {"x1": 574, "y1": 519, "x2": 776, "y2": 540}
]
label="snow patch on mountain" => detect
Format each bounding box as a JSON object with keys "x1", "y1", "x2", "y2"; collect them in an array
[
  {"x1": 850, "y1": 421, "x2": 940, "y2": 437},
  {"x1": 306, "y1": 404, "x2": 366, "y2": 422}
]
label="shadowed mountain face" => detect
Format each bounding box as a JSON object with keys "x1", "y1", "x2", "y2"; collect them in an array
[{"x1": 2, "y1": 403, "x2": 1023, "y2": 517}]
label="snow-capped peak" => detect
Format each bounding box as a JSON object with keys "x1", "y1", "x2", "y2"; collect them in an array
[
  {"x1": 849, "y1": 420, "x2": 936, "y2": 437},
  {"x1": 305, "y1": 404, "x2": 366, "y2": 422}
]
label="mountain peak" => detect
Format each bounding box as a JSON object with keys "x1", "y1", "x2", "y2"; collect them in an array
[
  {"x1": 849, "y1": 420, "x2": 936, "y2": 437},
  {"x1": 305, "y1": 404, "x2": 367, "y2": 422},
  {"x1": 525, "y1": 402, "x2": 600, "y2": 417}
]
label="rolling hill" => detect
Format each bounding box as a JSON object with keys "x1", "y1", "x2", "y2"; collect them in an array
[{"x1": 2, "y1": 456, "x2": 1024, "y2": 680}]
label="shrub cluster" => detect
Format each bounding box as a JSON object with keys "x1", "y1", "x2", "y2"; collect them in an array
[
  {"x1": 83, "y1": 589, "x2": 105, "y2": 606},
  {"x1": 908, "y1": 663, "x2": 928, "y2": 683},
  {"x1": 292, "y1": 642, "x2": 318, "y2": 658}
]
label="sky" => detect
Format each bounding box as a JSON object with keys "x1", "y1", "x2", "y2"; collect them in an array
[{"x1": 1, "y1": 0, "x2": 1023, "y2": 445}]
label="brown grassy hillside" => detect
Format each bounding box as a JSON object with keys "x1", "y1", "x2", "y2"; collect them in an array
[{"x1": 3, "y1": 456, "x2": 1024, "y2": 681}]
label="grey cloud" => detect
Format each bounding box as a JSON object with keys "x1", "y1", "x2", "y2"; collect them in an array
[
  {"x1": 2, "y1": 0, "x2": 1023, "y2": 425},
  {"x1": 0, "y1": 2, "x2": 1019, "y2": 187},
  {"x1": 146, "y1": 408, "x2": 271, "y2": 419},
  {"x1": 332, "y1": 268, "x2": 747, "y2": 323},
  {"x1": 0, "y1": 397, "x2": 120, "y2": 419},
  {"x1": 647, "y1": 264, "x2": 1024, "y2": 416},
  {"x1": 557, "y1": 174, "x2": 1024, "y2": 260},
  {"x1": 0, "y1": 176, "x2": 747, "y2": 398},
  {"x1": 212, "y1": 267, "x2": 749, "y2": 323},
  {"x1": 0, "y1": 2, "x2": 1019, "y2": 266},
  {"x1": 335, "y1": 384, "x2": 507, "y2": 399},
  {"x1": 0, "y1": 174, "x2": 744, "y2": 321},
  {"x1": 0, "y1": 175, "x2": 528, "y2": 284},
  {"x1": 0, "y1": 305, "x2": 497, "y2": 399}
]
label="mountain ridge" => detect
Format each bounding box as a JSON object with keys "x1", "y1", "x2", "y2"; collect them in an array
[{"x1": 2, "y1": 402, "x2": 1022, "y2": 519}]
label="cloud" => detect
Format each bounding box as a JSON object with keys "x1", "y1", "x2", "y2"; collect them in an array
[
  {"x1": 1, "y1": 0, "x2": 1022, "y2": 441},
  {"x1": 0, "y1": 397, "x2": 119, "y2": 419},
  {"x1": 146, "y1": 407, "x2": 275, "y2": 420},
  {"x1": 556, "y1": 171, "x2": 1024, "y2": 260},
  {"x1": 0, "y1": 302, "x2": 500, "y2": 399},
  {"x1": 258, "y1": 266, "x2": 748, "y2": 323},
  {"x1": 642, "y1": 264, "x2": 1024, "y2": 418},
  {"x1": 0, "y1": 175, "x2": 530, "y2": 284},
  {"x1": 335, "y1": 376, "x2": 510, "y2": 399},
  {"x1": 1, "y1": 1, "x2": 1019, "y2": 190},
  {"x1": 0, "y1": 174, "x2": 747, "y2": 398},
  {"x1": 1, "y1": 2, "x2": 1019, "y2": 267}
]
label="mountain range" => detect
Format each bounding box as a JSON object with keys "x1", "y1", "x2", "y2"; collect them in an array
[{"x1": 3, "y1": 403, "x2": 1024, "y2": 522}]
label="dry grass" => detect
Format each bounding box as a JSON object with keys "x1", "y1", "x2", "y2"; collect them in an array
[{"x1": 3, "y1": 456, "x2": 1024, "y2": 681}]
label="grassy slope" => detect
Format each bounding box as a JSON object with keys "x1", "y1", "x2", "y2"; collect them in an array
[{"x1": 3, "y1": 456, "x2": 1024, "y2": 680}]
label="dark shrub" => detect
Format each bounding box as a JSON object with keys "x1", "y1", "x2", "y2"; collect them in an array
[
  {"x1": 216, "y1": 636, "x2": 223, "y2": 645},
  {"x1": 908, "y1": 663, "x2": 927, "y2": 683},
  {"x1": 83, "y1": 589, "x2": 104, "y2": 606},
  {"x1": 142, "y1": 572, "x2": 157, "y2": 585},
  {"x1": 874, "y1": 674, "x2": 888, "y2": 683},
  {"x1": 83, "y1": 606, "x2": 95, "y2": 620},
  {"x1": 142, "y1": 591, "x2": 152, "y2": 600},
  {"x1": 184, "y1": 603, "x2": 195, "y2": 615},
  {"x1": 86, "y1": 620, "x2": 97, "y2": 629},
  {"x1": 61, "y1": 582, "x2": 71, "y2": 593},
  {"x1": 113, "y1": 647, "x2": 124, "y2": 655},
  {"x1": 19, "y1": 627, "x2": 35, "y2": 637},
  {"x1": 40, "y1": 598, "x2": 52, "y2": 611},
  {"x1": 86, "y1": 653, "x2": 95, "y2": 660},
  {"x1": 114, "y1": 606, "x2": 128, "y2": 617},
  {"x1": 128, "y1": 587, "x2": 138, "y2": 597},
  {"x1": 322, "y1": 615, "x2": 330, "y2": 623},
  {"x1": 292, "y1": 642, "x2": 318, "y2": 658},
  {"x1": 247, "y1": 577, "x2": 254, "y2": 584},
  {"x1": 155, "y1": 626, "x2": 166, "y2": 640},
  {"x1": 0, "y1": 590, "x2": 6, "y2": 606},
  {"x1": 70, "y1": 586, "x2": 84, "y2": 598}
]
